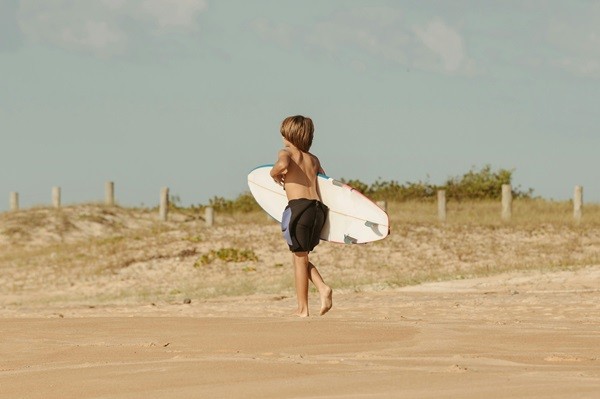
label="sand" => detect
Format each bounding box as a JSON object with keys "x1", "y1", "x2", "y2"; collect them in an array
[
  {"x1": 1, "y1": 266, "x2": 599, "y2": 399},
  {"x1": 1, "y1": 205, "x2": 599, "y2": 398}
]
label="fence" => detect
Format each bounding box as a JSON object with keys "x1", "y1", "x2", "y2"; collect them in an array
[
  {"x1": 5, "y1": 182, "x2": 588, "y2": 224},
  {"x1": 433, "y1": 184, "x2": 584, "y2": 223},
  {"x1": 6, "y1": 182, "x2": 215, "y2": 226}
]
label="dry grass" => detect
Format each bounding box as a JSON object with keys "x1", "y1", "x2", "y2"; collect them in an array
[
  {"x1": 1, "y1": 200, "x2": 599, "y2": 308},
  {"x1": 389, "y1": 199, "x2": 600, "y2": 226}
]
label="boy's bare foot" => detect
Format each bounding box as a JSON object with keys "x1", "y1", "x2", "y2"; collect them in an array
[
  {"x1": 293, "y1": 307, "x2": 309, "y2": 317},
  {"x1": 319, "y1": 286, "x2": 333, "y2": 315}
]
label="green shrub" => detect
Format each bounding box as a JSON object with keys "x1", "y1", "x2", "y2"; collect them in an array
[
  {"x1": 443, "y1": 165, "x2": 533, "y2": 200},
  {"x1": 208, "y1": 192, "x2": 260, "y2": 213},
  {"x1": 194, "y1": 247, "x2": 259, "y2": 267},
  {"x1": 341, "y1": 165, "x2": 533, "y2": 202}
]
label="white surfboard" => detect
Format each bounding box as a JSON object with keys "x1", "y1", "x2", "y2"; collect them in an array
[{"x1": 247, "y1": 164, "x2": 390, "y2": 244}]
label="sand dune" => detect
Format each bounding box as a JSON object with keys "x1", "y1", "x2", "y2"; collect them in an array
[{"x1": 1, "y1": 206, "x2": 599, "y2": 398}]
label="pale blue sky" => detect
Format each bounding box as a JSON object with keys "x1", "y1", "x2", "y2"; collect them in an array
[{"x1": 1, "y1": 0, "x2": 599, "y2": 211}]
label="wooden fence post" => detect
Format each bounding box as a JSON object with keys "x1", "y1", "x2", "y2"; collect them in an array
[
  {"x1": 501, "y1": 184, "x2": 512, "y2": 221},
  {"x1": 376, "y1": 200, "x2": 387, "y2": 212},
  {"x1": 52, "y1": 187, "x2": 61, "y2": 208},
  {"x1": 9, "y1": 192, "x2": 19, "y2": 211},
  {"x1": 574, "y1": 185, "x2": 583, "y2": 223},
  {"x1": 159, "y1": 187, "x2": 169, "y2": 221},
  {"x1": 105, "y1": 181, "x2": 115, "y2": 206},
  {"x1": 437, "y1": 190, "x2": 446, "y2": 222},
  {"x1": 205, "y1": 206, "x2": 214, "y2": 227}
]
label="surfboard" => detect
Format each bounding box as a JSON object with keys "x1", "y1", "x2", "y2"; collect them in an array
[{"x1": 247, "y1": 164, "x2": 390, "y2": 244}]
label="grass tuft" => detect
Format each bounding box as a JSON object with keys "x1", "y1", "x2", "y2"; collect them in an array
[{"x1": 194, "y1": 248, "x2": 259, "y2": 267}]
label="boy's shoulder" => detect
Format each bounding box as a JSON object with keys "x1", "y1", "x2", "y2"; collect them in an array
[
  {"x1": 277, "y1": 148, "x2": 292, "y2": 160},
  {"x1": 279, "y1": 146, "x2": 320, "y2": 165},
  {"x1": 307, "y1": 150, "x2": 320, "y2": 163}
]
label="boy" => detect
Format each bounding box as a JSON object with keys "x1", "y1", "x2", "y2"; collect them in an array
[{"x1": 270, "y1": 115, "x2": 332, "y2": 317}]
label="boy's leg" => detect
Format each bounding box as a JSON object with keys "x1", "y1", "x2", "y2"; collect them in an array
[
  {"x1": 308, "y1": 262, "x2": 333, "y2": 315},
  {"x1": 292, "y1": 252, "x2": 310, "y2": 317}
]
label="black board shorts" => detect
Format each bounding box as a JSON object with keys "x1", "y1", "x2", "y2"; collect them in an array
[{"x1": 281, "y1": 199, "x2": 328, "y2": 253}]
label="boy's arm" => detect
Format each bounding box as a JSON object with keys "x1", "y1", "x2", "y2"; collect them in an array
[{"x1": 270, "y1": 150, "x2": 290, "y2": 186}]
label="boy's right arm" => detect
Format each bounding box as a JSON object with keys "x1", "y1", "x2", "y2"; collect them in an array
[{"x1": 270, "y1": 150, "x2": 290, "y2": 186}]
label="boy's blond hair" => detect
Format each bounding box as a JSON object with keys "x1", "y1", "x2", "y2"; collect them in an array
[{"x1": 280, "y1": 115, "x2": 314, "y2": 152}]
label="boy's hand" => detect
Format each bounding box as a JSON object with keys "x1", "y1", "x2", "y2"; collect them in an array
[{"x1": 272, "y1": 173, "x2": 285, "y2": 186}]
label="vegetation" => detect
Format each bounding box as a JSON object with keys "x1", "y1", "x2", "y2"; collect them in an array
[
  {"x1": 207, "y1": 193, "x2": 261, "y2": 213},
  {"x1": 342, "y1": 165, "x2": 534, "y2": 202},
  {"x1": 194, "y1": 247, "x2": 259, "y2": 267}
]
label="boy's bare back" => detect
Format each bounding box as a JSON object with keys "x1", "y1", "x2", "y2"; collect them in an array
[{"x1": 276, "y1": 146, "x2": 323, "y2": 201}]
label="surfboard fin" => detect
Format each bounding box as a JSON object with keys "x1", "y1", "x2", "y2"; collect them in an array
[
  {"x1": 365, "y1": 221, "x2": 384, "y2": 236},
  {"x1": 344, "y1": 235, "x2": 358, "y2": 244}
]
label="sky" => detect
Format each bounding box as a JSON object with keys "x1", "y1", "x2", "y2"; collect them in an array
[{"x1": 1, "y1": 0, "x2": 599, "y2": 211}]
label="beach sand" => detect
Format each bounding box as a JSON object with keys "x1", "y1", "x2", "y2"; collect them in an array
[{"x1": 1, "y1": 266, "x2": 599, "y2": 399}]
